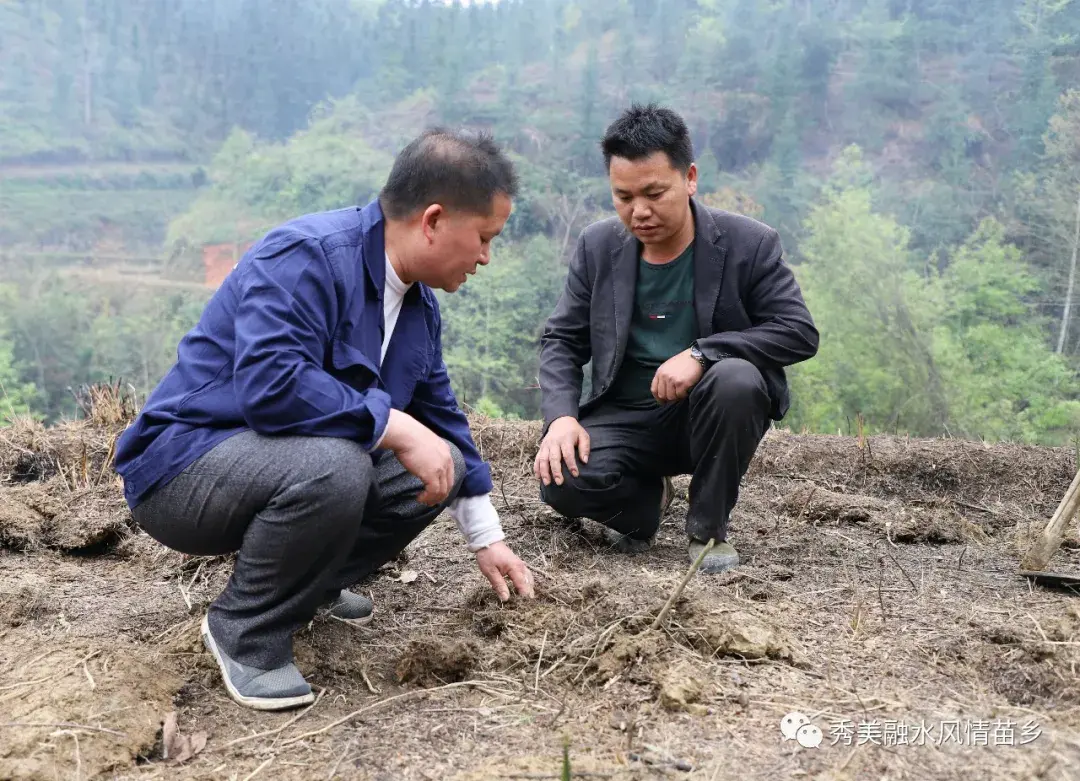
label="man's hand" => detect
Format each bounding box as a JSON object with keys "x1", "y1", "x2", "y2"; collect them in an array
[
  {"x1": 475, "y1": 541, "x2": 535, "y2": 601},
  {"x1": 534, "y1": 416, "x2": 590, "y2": 487},
  {"x1": 651, "y1": 349, "x2": 704, "y2": 404},
  {"x1": 380, "y1": 409, "x2": 454, "y2": 506}
]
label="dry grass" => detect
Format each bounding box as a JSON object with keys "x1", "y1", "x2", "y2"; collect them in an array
[
  {"x1": 1, "y1": 395, "x2": 1079, "y2": 779},
  {"x1": 0, "y1": 381, "x2": 136, "y2": 488}
]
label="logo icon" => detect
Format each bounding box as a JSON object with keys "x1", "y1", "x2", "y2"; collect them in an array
[{"x1": 781, "y1": 712, "x2": 823, "y2": 749}]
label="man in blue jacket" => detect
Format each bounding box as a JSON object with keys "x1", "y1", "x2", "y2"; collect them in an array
[{"x1": 115, "y1": 129, "x2": 534, "y2": 711}]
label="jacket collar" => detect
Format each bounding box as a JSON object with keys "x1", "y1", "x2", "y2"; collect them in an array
[{"x1": 359, "y1": 199, "x2": 386, "y2": 301}]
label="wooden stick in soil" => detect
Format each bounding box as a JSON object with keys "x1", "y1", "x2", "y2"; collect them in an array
[
  {"x1": 1022, "y1": 466, "x2": 1080, "y2": 571},
  {"x1": 217, "y1": 688, "x2": 325, "y2": 750},
  {"x1": 651, "y1": 539, "x2": 714, "y2": 631},
  {"x1": 280, "y1": 680, "x2": 514, "y2": 746}
]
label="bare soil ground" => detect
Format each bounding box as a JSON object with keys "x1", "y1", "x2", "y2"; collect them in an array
[{"x1": 2, "y1": 406, "x2": 1080, "y2": 780}]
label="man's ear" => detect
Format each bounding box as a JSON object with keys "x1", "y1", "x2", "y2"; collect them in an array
[
  {"x1": 686, "y1": 163, "x2": 699, "y2": 198},
  {"x1": 421, "y1": 204, "x2": 444, "y2": 244}
]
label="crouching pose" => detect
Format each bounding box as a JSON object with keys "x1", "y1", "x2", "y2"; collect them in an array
[
  {"x1": 116, "y1": 129, "x2": 534, "y2": 711},
  {"x1": 535, "y1": 105, "x2": 819, "y2": 573}
]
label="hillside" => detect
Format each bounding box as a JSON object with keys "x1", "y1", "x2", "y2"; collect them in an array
[
  {"x1": 3, "y1": 0, "x2": 1080, "y2": 440},
  {"x1": 1, "y1": 397, "x2": 1079, "y2": 779}
]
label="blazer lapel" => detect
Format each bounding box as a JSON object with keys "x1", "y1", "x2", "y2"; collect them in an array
[
  {"x1": 691, "y1": 198, "x2": 726, "y2": 338},
  {"x1": 610, "y1": 230, "x2": 639, "y2": 370}
]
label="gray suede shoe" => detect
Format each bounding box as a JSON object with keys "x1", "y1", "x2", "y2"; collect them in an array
[
  {"x1": 327, "y1": 590, "x2": 374, "y2": 626},
  {"x1": 200, "y1": 615, "x2": 315, "y2": 711},
  {"x1": 689, "y1": 538, "x2": 740, "y2": 574}
]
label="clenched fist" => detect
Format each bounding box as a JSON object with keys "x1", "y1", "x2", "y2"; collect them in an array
[{"x1": 651, "y1": 349, "x2": 704, "y2": 404}]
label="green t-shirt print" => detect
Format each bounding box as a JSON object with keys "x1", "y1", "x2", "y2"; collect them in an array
[{"x1": 608, "y1": 244, "x2": 697, "y2": 409}]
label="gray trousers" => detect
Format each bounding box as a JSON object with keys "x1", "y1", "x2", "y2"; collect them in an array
[{"x1": 133, "y1": 430, "x2": 465, "y2": 669}]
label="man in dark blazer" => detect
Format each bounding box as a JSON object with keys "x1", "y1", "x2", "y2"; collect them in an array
[{"x1": 535, "y1": 104, "x2": 819, "y2": 573}]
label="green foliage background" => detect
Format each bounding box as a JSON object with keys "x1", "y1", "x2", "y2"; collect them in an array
[{"x1": 1, "y1": 0, "x2": 1079, "y2": 444}]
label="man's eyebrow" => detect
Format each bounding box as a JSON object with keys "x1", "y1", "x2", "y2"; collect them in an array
[{"x1": 614, "y1": 182, "x2": 666, "y2": 194}]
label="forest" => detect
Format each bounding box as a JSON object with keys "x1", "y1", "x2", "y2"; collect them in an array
[{"x1": 2, "y1": 0, "x2": 1080, "y2": 445}]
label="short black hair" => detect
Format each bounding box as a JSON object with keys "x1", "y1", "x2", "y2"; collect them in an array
[
  {"x1": 380, "y1": 128, "x2": 519, "y2": 220},
  {"x1": 600, "y1": 104, "x2": 694, "y2": 173}
]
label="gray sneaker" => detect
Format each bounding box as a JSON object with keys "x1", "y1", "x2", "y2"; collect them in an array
[
  {"x1": 327, "y1": 590, "x2": 374, "y2": 627},
  {"x1": 601, "y1": 477, "x2": 676, "y2": 553},
  {"x1": 200, "y1": 615, "x2": 315, "y2": 711},
  {"x1": 689, "y1": 538, "x2": 740, "y2": 574}
]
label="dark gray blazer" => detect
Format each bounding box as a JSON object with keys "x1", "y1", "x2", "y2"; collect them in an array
[{"x1": 538, "y1": 198, "x2": 819, "y2": 428}]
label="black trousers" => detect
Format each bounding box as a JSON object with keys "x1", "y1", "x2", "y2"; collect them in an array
[
  {"x1": 540, "y1": 358, "x2": 771, "y2": 543},
  {"x1": 132, "y1": 430, "x2": 464, "y2": 669}
]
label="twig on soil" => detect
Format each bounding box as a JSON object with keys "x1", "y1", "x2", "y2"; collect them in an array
[
  {"x1": 877, "y1": 558, "x2": 888, "y2": 621},
  {"x1": 82, "y1": 660, "x2": 95, "y2": 691},
  {"x1": 882, "y1": 547, "x2": 918, "y2": 592},
  {"x1": 326, "y1": 741, "x2": 352, "y2": 780},
  {"x1": 535, "y1": 630, "x2": 548, "y2": 693},
  {"x1": 0, "y1": 722, "x2": 126, "y2": 737},
  {"x1": 150, "y1": 618, "x2": 198, "y2": 644},
  {"x1": 954, "y1": 500, "x2": 998, "y2": 515},
  {"x1": 651, "y1": 539, "x2": 714, "y2": 630},
  {"x1": 499, "y1": 471, "x2": 512, "y2": 513},
  {"x1": 572, "y1": 619, "x2": 628, "y2": 683},
  {"x1": 178, "y1": 582, "x2": 193, "y2": 612},
  {"x1": 0, "y1": 651, "x2": 101, "y2": 703},
  {"x1": 361, "y1": 666, "x2": 381, "y2": 695},
  {"x1": 540, "y1": 654, "x2": 568, "y2": 680},
  {"x1": 280, "y1": 680, "x2": 517, "y2": 746},
  {"x1": 796, "y1": 486, "x2": 819, "y2": 523},
  {"x1": 56, "y1": 730, "x2": 82, "y2": 781},
  {"x1": 218, "y1": 688, "x2": 325, "y2": 750},
  {"x1": 241, "y1": 757, "x2": 274, "y2": 781},
  {"x1": 0, "y1": 675, "x2": 55, "y2": 693},
  {"x1": 504, "y1": 774, "x2": 613, "y2": 779}
]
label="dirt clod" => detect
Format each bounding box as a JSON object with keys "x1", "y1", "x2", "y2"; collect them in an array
[
  {"x1": 0, "y1": 481, "x2": 131, "y2": 551},
  {"x1": 658, "y1": 663, "x2": 704, "y2": 712},
  {"x1": 780, "y1": 484, "x2": 887, "y2": 525},
  {"x1": 396, "y1": 638, "x2": 479, "y2": 686},
  {"x1": 592, "y1": 631, "x2": 665, "y2": 684},
  {"x1": 685, "y1": 609, "x2": 797, "y2": 663}
]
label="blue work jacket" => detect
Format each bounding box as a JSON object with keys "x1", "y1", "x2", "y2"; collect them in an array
[{"x1": 114, "y1": 200, "x2": 493, "y2": 507}]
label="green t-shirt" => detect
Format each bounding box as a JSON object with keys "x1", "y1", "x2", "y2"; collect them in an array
[{"x1": 608, "y1": 244, "x2": 697, "y2": 409}]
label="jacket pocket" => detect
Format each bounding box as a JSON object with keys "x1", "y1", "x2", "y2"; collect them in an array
[
  {"x1": 712, "y1": 301, "x2": 750, "y2": 332},
  {"x1": 331, "y1": 339, "x2": 380, "y2": 389},
  {"x1": 174, "y1": 371, "x2": 231, "y2": 413}
]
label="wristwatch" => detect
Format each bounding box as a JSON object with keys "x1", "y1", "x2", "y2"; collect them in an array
[{"x1": 689, "y1": 342, "x2": 709, "y2": 370}]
